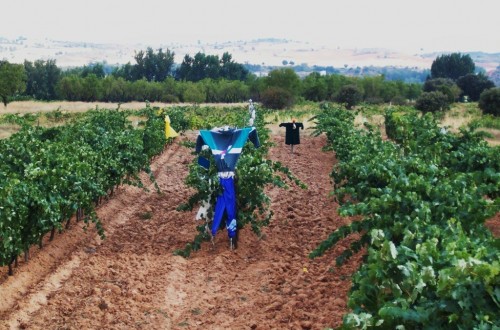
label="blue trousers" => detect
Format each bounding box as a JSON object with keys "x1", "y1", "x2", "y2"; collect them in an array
[{"x1": 212, "y1": 177, "x2": 237, "y2": 238}]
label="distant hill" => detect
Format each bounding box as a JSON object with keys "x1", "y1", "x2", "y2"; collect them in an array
[{"x1": 1, "y1": 36, "x2": 499, "y2": 84}]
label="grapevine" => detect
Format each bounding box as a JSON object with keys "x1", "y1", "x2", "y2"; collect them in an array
[
  {"x1": 311, "y1": 103, "x2": 499, "y2": 329},
  {"x1": 176, "y1": 105, "x2": 306, "y2": 256},
  {"x1": 0, "y1": 107, "x2": 166, "y2": 275}
]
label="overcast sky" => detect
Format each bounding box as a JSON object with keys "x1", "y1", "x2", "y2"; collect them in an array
[{"x1": 2, "y1": 0, "x2": 499, "y2": 53}]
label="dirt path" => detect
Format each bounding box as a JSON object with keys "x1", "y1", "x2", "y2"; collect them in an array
[
  {"x1": 1, "y1": 128, "x2": 497, "y2": 330},
  {"x1": 0, "y1": 129, "x2": 362, "y2": 330}
]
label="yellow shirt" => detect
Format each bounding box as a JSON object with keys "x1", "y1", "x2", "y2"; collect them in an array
[{"x1": 165, "y1": 115, "x2": 179, "y2": 138}]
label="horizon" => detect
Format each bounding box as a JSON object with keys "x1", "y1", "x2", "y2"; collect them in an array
[
  {"x1": 2, "y1": 0, "x2": 500, "y2": 54},
  {"x1": 2, "y1": 35, "x2": 499, "y2": 72}
]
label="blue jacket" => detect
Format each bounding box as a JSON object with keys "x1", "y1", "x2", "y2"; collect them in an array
[{"x1": 196, "y1": 127, "x2": 260, "y2": 172}]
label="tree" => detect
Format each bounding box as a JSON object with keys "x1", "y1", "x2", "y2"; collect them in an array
[
  {"x1": 112, "y1": 62, "x2": 135, "y2": 81},
  {"x1": 100, "y1": 76, "x2": 129, "y2": 102},
  {"x1": 336, "y1": 84, "x2": 363, "y2": 109},
  {"x1": 182, "y1": 81, "x2": 206, "y2": 103},
  {"x1": 132, "y1": 47, "x2": 175, "y2": 82},
  {"x1": 359, "y1": 75, "x2": 385, "y2": 102},
  {"x1": 176, "y1": 52, "x2": 218, "y2": 82},
  {"x1": 478, "y1": 87, "x2": 500, "y2": 116},
  {"x1": 216, "y1": 79, "x2": 249, "y2": 103},
  {"x1": 80, "y1": 74, "x2": 102, "y2": 102},
  {"x1": 265, "y1": 68, "x2": 301, "y2": 96},
  {"x1": 379, "y1": 80, "x2": 401, "y2": 103},
  {"x1": 423, "y1": 78, "x2": 461, "y2": 103},
  {"x1": 81, "y1": 63, "x2": 105, "y2": 78},
  {"x1": 415, "y1": 91, "x2": 450, "y2": 113},
  {"x1": 260, "y1": 87, "x2": 293, "y2": 109},
  {"x1": 203, "y1": 54, "x2": 221, "y2": 80},
  {"x1": 263, "y1": 68, "x2": 301, "y2": 108},
  {"x1": 56, "y1": 75, "x2": 83, "y2": 101},
  {"x1": 430, "y1": 53, "x2": 475, "y2": 81},
  {"x1": 220, "y1": 52, "x2": 249, "y2": 81},
  {"x1": 245, "y1": 73, "x2": 266, "y2": 101},
  {"x1": 324, "y1": 74, "x2": 351, "y2": 100},
  {"x1": 302, "y1": 72, "x2": 327, "y2": 101},
  {"x1": 456, "y1": 73, "x2": 495, "y2": 102},
  {"x1": 175, "y1": 54, "x2": 194, "y2": 81},
  {"x1": 24, "y1": 59, "x2": 61, "y2": 100},
  {"x1": 0, "y1": 61, "x2": 26, "y2": 106},
  {"x1": 153, "y1": 48, "x2": 175, "y2": 82},
  {"x1": 405, "y1": 83, "x2": 423, "y2": 101},
  {"x1": 176, "y1": 52, "x2": 248, "y2": 82}
]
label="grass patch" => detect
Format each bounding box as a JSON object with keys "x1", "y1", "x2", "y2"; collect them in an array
[
  {"x1": 156, "y1": 309, "x2": 169, "y2": 318},
  {"x1": 472, "y1": 114, "x2": 500, "y2": 130},
  {"x1": 177, "y1": 320, "x2": 189, "y2": 327},
  {"x1": 139, "y1": 211, "x2": 153, "y2": 220},
  {"x1": 191, "y1": 308, "x2": 202, "y2": 315}
]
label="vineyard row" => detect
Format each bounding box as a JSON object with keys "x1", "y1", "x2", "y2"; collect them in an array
[
  {"x1": 0, "y1": 107, "x2": 168, "y2": 275},
  {"x1": 311, "y1": 105, "x2": 499, "y2": 329}
]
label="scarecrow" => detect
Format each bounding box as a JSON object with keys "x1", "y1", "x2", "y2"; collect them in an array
[
  {"x1": 279, "y1": 118, "x2": 304, "y2": 153},
  {"x1": 248, "y1": 99, "x2": 256, "y2": 126},
  {"x1": 195, "y1": 126, "x2": 260, "y2": 249}
]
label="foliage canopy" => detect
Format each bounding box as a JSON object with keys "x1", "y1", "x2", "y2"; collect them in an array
[
  {"x1": 430, "y1": 53, "x2": 475, "y2": 81},
  {"x1": 0, "y1": 61, "x2": 26, "y2": 106}
]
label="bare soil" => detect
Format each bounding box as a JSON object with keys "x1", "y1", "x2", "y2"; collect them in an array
[
  {"x1": 0, "y1": 128, "x2": 498, "y2": 330},
  {"x1": 0, "y1": 129, "x2": 364, "y2": 330}
]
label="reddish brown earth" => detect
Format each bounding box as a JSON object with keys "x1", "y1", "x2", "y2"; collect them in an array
[
  {"x1": 0, "y1": 130, "x2": 361, "y2": 330},
  {"x1": 1, "y1": 130, "x2": 498, "y2": 330}
]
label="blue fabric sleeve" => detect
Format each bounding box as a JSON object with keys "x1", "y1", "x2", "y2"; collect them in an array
[
  {"x1": 195, "y1": 134, "x2": 206, "y2": 153},
  {"x1": 198, "y1": 156, "x2": 210, "y2": 169},
  {"x1": 249, "y1": 128, "x2": 261, "y2": 148}
]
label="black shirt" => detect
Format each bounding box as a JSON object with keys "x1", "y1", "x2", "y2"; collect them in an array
[{"x1": 279, "y1": 122, "x2": 304, "y2": 145}]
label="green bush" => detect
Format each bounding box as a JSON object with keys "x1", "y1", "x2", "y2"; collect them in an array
[
  {"x1": 364, "y1": 97, "x2": 384, "y2": 105},
  {"x1": 479, "y1": 87, "x2": 500, "y2": 116},
  {"x1": 390, "y1": 95, "x2": 408, "y2": 106},
  {"x1": 423, "y1": 78, "x2": 461, "y2": 103},
  {"x1": 182, "y1": 83, "x2": 206, "y2": 103},
  {"x1": 415, "y1": 91, "x2": 450, "y2": 113},
  {"x1": 335, "y1": 84, "x2": 363, "y2": 109},
  {"x1": 260, "y1": 87, "x2": 293, "y2": 109}
]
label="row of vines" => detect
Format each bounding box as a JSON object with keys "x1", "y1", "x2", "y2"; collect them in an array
[
  {"x1": 172, "y1": 105, "x2": 306, "y2": 256},
  {"x1": 311, "y1": 104, "x2": 499, "y2": 329},
  {"x1": 0, "y1": 107, "x2": 168, "y2": 275},
  {"x1": 0, "y1": 103, "x2": 304, "y2": 276}
]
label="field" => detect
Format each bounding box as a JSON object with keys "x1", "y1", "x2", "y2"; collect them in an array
[
  {"x1": 0, "y1": 101, "x2": 249, "y2": 115},
  {"x1": 0, "y1": 127, "x2": 362, "y2": 329},
  {"x1": 0, "y1": 102, "x2": 498, "y2": 329},
  {"x1": 2, "y1": 101, "x2": 500, "y2": 145}
]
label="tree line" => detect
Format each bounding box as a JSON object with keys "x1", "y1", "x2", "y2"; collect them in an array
[
  {"x1": 0, "y1": 48, "x2": 499, "y2": 114},
  {"x1": 415, "y1": 53, "x2": 498, "y2": 115}
]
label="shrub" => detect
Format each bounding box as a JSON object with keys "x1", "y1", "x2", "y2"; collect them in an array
[
  {"x1": 182, "y1": 83, "x2": 206, "y2": 103},
  {"x1": 260, "y1": 87, "x2": 293, "y2": 110},
  {"x1": 390, "y1": 95, "x2": 408, "y2": 106},
  {"x1": 364, "y1": 97, "x2": 384, "y2": 105},
  {"x1": 336, "y1": 84, "x2": 363, "y2": 109},
  {"x1": 415, "y1": 91, "x2": 450, "y2": 113},
  {"x1": 478, "y1": 87, "x2": 500, "y2": 117},
  {"x1": 423, "y1": 78, "x2": 461, "y2": 103},
  {"x1": 457, "y1": 73, "x2": 495, "y2": 102}
]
